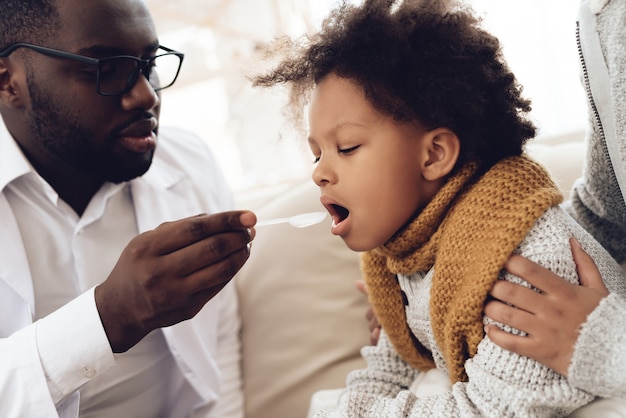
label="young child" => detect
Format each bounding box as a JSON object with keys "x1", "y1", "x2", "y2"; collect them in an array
[{"x1": 254, "y1": 0, "x2": 626, "y2": 416}]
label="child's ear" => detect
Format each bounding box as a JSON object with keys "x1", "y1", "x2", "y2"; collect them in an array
[{"x1": 421, "y1": 127, "x2": 460, "y2": 181}]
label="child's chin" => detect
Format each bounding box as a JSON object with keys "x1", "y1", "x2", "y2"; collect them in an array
[{"x1": 343, "y1": 237, "x2": 376, "y2": 253}]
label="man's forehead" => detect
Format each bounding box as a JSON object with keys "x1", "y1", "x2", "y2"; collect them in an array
[{"x1": 55, "y1": 0, "x2": 157, "y2": 51}]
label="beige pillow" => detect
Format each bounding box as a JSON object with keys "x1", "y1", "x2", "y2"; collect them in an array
[
  {"x1": 526, "y1": 135, "x2": 585, "y2": 200},
  {"x1": 235, "y1": 179, "x2": 370, "y2": 418}
]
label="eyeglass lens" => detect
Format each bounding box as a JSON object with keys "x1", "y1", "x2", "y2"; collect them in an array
[{"x1": 98, "y1": 53, "x2": 181, "y2": 95}]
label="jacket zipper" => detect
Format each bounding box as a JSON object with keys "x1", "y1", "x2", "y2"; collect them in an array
[{"x1": 576, "y1": 21, "x2": 612, "y2": 174}]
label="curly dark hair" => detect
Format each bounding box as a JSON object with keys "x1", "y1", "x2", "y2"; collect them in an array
[
  {"x1": 0, "y1": 0, "x2": 60, "y2": 50},
  {"x1": 253, "y1": 0, "x2": 536, "y2": 171}
]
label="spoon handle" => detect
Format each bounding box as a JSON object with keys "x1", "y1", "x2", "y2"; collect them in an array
[{"x1": 255, "y1": 217, "x2": 290, "y2": 227}]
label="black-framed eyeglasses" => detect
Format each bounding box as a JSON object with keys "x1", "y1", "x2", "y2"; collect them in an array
[{"x1": 0, "y1": 43, "x2": 184, "y2": 96}]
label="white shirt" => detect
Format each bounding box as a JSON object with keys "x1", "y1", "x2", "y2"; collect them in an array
[
  {"x1": 0, "y1": 121, "x2": 242, "y2": 418},
  {"x1": 3, "y1": 134, "x2": 198, "y2": 417}
]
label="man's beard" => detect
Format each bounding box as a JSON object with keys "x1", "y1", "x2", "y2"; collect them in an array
[{"x1": 27, "y1": 79, "x2": 154, "y2": 184}]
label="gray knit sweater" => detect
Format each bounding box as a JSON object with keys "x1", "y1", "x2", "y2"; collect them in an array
[
  {"x1": 314, "y1": 207, "x2": 626, "y2": 417},
  {"x1": 564, "y1": 0, "x2": 626, "y2": 398}
]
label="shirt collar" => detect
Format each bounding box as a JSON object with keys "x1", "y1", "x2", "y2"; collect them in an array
[
  {"x1": 0, "y1": 118, "x2": 73, "y2": 207},
  {"x1": 0, "y1": 116, "x2": 183, "y2": 197},
  {"x1": 0, "y1": 117, "x2": 34, "y2": 193}
]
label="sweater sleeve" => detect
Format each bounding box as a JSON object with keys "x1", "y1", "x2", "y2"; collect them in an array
[
  {"x1": 315, "y1": 314, "x2": 595, "y2": 417},
  {"x1": 568, "y1": 293, "x2": 626, "y2": 397},
  {"x1": 315, "y1": 209, "x2": 613, "y2": 417}
]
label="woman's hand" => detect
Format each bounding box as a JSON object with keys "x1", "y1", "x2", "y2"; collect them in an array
[
  {"x1": 356, "y1": 280, "x2": 381, "y2": 345},
  {"x1": 484, "y1": 237, "x2": 609, "y2": 376}
]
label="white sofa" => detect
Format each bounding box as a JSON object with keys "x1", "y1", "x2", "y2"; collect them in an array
[{"x1": 233, "y1": 131, "x2": 587, "y2": 418}]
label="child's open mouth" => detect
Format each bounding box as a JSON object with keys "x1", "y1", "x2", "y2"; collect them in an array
[{"x1": 328, "y1": 203, "x2": 350, "y2": 226}]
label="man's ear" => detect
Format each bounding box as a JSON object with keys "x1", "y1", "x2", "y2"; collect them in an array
[
  {"x1": 0, "y1": 59, "x2": 27, "y2": 109},
  {"x1": 421, "y1": 127, "x2": 460, "y2": 181}
]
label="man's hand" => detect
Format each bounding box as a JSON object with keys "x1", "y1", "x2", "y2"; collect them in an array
[
  {"x1": 95, "y1": 211, "x2": 256, "y2": 352},
  {"x1": 484, "y1": 237, "x2": 609, "y2": 376}
]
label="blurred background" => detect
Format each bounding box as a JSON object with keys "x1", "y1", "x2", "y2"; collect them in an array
[{"x1": 146, "y1": 0, "x2": 586, "y2": 194}]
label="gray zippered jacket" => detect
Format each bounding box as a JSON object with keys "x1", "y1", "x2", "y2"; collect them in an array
[{"x1": 565, "y1": 0, "x2": 626, "y2": 398}]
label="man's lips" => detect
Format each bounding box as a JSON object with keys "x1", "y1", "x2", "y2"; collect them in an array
[{"x1": 118, "y1": 118, "x2": 158, "y2": 154}]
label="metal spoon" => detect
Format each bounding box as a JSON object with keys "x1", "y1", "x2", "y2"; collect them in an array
[{"x1": 255, "y1": 211, "x2": 327, "y2": 228}]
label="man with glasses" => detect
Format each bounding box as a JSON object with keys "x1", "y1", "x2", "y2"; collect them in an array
[{"x1": 0, "y1": 0, "x2": 253, "y2": 417}]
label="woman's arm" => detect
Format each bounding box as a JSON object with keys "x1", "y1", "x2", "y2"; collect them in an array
[
  {"x1": 484, "y1": 238, "x2": 608, "y2": 376},
  {"x1": 485, "y1": 238, "x2": 626, "y2": 397}
]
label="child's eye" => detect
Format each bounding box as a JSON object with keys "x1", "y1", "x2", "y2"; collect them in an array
[
  {"x1": 339, "y1": 145, "x2": 360, "y2": 155},
  {"x1": 312, "y1": 155, "x2": 320, "y2": 164}
]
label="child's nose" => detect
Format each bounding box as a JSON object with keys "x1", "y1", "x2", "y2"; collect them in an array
[{"x1": 312, "y1": 158, "x2": 334, "y2": 186}]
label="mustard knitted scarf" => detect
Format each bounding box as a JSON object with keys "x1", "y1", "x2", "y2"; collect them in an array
[{"x1": 361, "y1": 155, "x2": 563, "y2": 383}]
